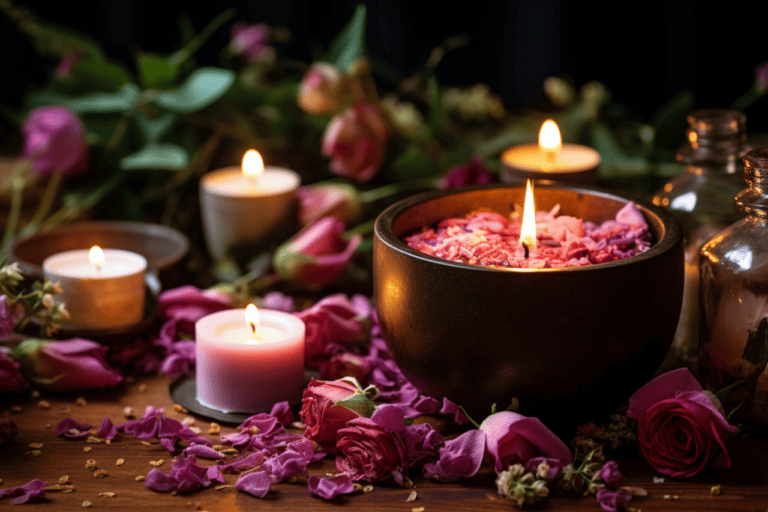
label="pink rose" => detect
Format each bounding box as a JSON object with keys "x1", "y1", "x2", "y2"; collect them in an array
[
  {"x1": 22, "y1": 106, "x2": 88, "y2": 176},
  {"x1": 335, "y1": 416, "x2": 409, "y2": 483},
  {"x1": 322, "y1": 102, "x2": 389, "y2": 182},
  {"x1": 158, "y1": 285, "x2": 232, "y2": 332},
  {"x1": 13, "y1": 338, "x2": 122, "y2": 393},
  {"x1": 0, "y1": 349, "x2": 26, "y2": 394},
  {"x1": 626, "y1": 368, "x2": 738, "y2": 478},
  {"x1": 298, "y1": 63, "x2": 344, "y2": 115},
  {"x1": 300, "y1": 378, "x2": 362, "y2": 454},
  {"x1": 230, "y1": 23, "x2": 271, "y2": 62},
  {"x1": 479, "y1": 411, "x2": 572, "y2": 473},
  {"x1": 295, "y1": 294, "x2": 370, "y2": 367},
  {"x1": 440, "y1": 156, "x2": 493, "y2": 189},
  {"x1": 296, "y1": 181, "x2": 362, "y2": 227},
  {"x1": 273, "y1": 217, "x2": 362, "y2": 289}
]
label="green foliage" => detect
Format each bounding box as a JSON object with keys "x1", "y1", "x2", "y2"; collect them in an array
[
  {"x1": 153, "y1": 67, "x2": 237, "y2": 113},
  {"x1": 138, "y1": 52, "x2": 181, "y2": 89},
  {"x1": 120, "y1": 143, "x2": 190, "y2": 171},
  {"x1": 66, "y1": 84, "x2": 139, "y2": 114},
  {"x1": 325, "y1": 4, "x2": 367, "y2": 71}
]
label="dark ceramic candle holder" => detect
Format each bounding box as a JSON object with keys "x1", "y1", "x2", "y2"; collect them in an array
[{"x1": 373, "y1": 183, "x2": 684, "y2": 429}]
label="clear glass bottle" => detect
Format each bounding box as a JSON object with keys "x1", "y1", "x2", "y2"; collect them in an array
[
  {"x1": 700, "y1": 149, "x2": 768, "y2": 425},
  {"x1": 653, "y1": 109, "x2": 751, "y2": 363}
]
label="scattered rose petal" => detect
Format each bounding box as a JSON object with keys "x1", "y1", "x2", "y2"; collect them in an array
[
  {"x1": 0, "y1": 479, "x2": 47, "y2": 504},
  {"x1": 423, "y1": 429, "x2": 485, "y2": 481},
  {"x1": 235, "y1": 470, "x2": 271, "y2": 498},
  {"x1": 183, "y1": 445, "x2": 225, "y2": 460},
  {"x1": 97, "y1": 417, "x2": 118, "y2": 440},
  {"x1": 55, "y1": 418, "x2": 94, "y2": 439},
  {"x1": 439, "y1": 398, "x2": 469, "y2": 426},
  {"x1": 308, "y1": 473, "x2": 355, "y2": 499}
]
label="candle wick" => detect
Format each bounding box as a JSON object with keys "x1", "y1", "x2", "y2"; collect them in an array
[
  {"x1": 522, "y1": 240, "x2": 530, "y2": 259},
  {"x1": 249, "y1": 321, "x2": 257, "y2": 336}
]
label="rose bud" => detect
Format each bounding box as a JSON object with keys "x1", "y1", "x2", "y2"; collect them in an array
[
  {"x1": 13, "y1": 338, "x2": 122, "y2": 393},
  {"x1": 298, "y1": 63, "x2": 344, "y2": 115},
  {"x1": 440, "y1": 156, "x2": 494, "y2": 189},
  {"x1": 300, "y1": 378, "x2": 370, "y2": 454},
  {"x1": 230, "y1": 23, "x2": 271, "y2": 63},
  {"x1": 273, "y1": 216, "x2": 361, "y2": 288},
  {"x1": 480, "y1": 411, "x2": 572, "y2": 472},
  {"x1": 0, "y1": 349, "x2": 26, "y2": 394},
  {"x1": 322, "y1": 102, "x2": 389, "y2": 182},
  {"x1": 296, "y1": 181, "x2": 362, "y2": 227},
  {"x1": 22, "y1": 105, "x2": 88, "y2": 177}
]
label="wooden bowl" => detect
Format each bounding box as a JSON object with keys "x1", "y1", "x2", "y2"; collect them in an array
[{"x1": 373, "y1": 183, "x2": 684, "y2": 429}]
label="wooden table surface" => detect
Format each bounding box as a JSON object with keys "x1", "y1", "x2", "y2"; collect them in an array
[{"x1": 2, "y1": 374, "x2": 768, "y2": 512}]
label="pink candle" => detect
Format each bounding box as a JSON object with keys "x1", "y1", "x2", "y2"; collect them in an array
[{"x1": 195, "y1": 307, "x2": 305, "y2": 413}]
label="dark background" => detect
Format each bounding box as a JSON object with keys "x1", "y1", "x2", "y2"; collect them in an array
[{"x1": 1, "y1": 0, "x2": 767, "y2": 128}]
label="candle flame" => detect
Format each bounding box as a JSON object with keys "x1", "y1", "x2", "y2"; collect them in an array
[
  {"x1": 520, "y1": 179, "x2": 537, "y2": 252},
  {"x1": 538, "y1": 119, "x2": 562, "y2": 152},
  {"x1": 245, "y1": 304, "x2": 260, "y2": 339},
  {"x1": 242, "y1": 150, "x2": 264, "y2": 178},
  {"x1": 89, "y1": 246, "x2": 105, "y2": 266}
]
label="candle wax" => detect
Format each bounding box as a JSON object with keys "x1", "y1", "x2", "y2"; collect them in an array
[
  {"x1": 202, "y1": 168, "x2": 300, "y2": 197},
  {"x1": 502, "y1": 143, "x2": 601, "y2": 173}
]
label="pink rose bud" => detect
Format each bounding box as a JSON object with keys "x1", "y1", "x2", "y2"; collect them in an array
[
  {"x1": 626, "y1": 368, "x2": 738, "y2": 478},
  {"x1": 230, "y1": 23, "x2": 271, "y2": 62},
  {"x1": 298, "y1": 63, "x2": 344, "y2": 114},
  {"x1": 22, "y1": 105, "x2": 88, "y2": 176},
  {"x1": 440, "y1": 156, "x2": 494, "y2": 189},
  {"x1": 479, "y1": 411, "x2": 573, "y2": 473},
  {"x1": 299, "y1": 378, "x2": 362, "y2": 454},
  {"x1": 13, "y1": 338, "x2": 122, "y2": 393},
  {"x1": 296, "y1": 181, "x2": 362, "y2": 227},
  {"x1": 273, "y1": 216, "x2": 362, "y2": 288},
  {"x1": 322, "y1": 102, "x2": 389, "y2": 182},
  {"x1": 55, "y1": 53, "x2": 84, "y2": 79},
  {"x1": 0, "y1": 349, "x2": 26, "y2": 394}
]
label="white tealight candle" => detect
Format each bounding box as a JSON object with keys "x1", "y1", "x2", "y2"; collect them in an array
[
  {"x1": 195, "y1": 305, "x2": 306, "y2": 413},
  {"x1": 42, "y1": 247, "x2": 147, "y2": 329},
  {"x1": 200, "y1": 150, "x2": 301, "y2": 261},
  {"x1": 501, "y1": 119, "x2": 601, "y2": 184}
]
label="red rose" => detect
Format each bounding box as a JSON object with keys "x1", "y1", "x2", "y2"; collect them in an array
[
  {"x1": 335, "y1": 417, "x2": 409, "y2": 483},
  {"x1": 300, "y1": 378, "x2": 360, "y2": 454},
  {"x1": 627, "y1": 368, "x2": 738, "y2": 478}
]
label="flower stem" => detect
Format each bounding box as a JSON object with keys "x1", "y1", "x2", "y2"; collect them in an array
[
  {"x1": 343, "y1": 218, "x2": 376, "y2": 239},
  {"x1": 19, "y1": 169, "x2": 64, "y2": 239},
  {"x1": 0, "y1": 160, "x2": 28, "y2": 261},
  {"x1": 357, "y1": 178, "x2": 439, "y2": 204},
  {"x1": 458, "y1": 405, "x2": 482, "y2": 429}
]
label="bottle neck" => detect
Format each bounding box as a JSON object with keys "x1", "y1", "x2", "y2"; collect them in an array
[
  {"x1": 736, "y1": 150, "x2": 768, "y2": 217},
  {"x1": 677, "y1": 109, "x2": 749, "y2": 175}
]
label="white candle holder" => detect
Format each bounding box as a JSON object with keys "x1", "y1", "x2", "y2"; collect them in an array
[
  {"x1": 199, "y1": 167, "x2": 300, "y2": 261},
  {"x1": 42, "y1": 249, "x2": 147, "y2": 330}
]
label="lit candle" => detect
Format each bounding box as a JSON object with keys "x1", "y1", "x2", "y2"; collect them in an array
[
  {"x1": 501, "y1": 119, "x2": 601, "y2": 184},
  {"x1": 520, "y1": 179, "x2": 537, "y2": 258},
  {"x1": 42, "y1": 247, "x2": 147, "y2": 329},
  {"x1": 195, "y1": 305, "x2": 306, "y2": 413},
  {"x1": 200, "y1": 150, "x2": 301, "y2": 261}
]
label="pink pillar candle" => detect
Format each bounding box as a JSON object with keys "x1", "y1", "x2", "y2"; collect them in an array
[{"x1": 195, "y1": 308, "x2": 305, "y2": 413}]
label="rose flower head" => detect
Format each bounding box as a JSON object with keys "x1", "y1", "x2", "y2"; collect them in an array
[{"x1": 22, "y1": 105, "x2": 88, "y2": 177}]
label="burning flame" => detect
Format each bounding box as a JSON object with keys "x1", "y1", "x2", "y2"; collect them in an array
[
  {"x1": 245, "y1": 303, "x2": 260, "y2": 341},
  {"x1": 538, "y1": 119, "x2": 562, "y2": 152},
  {"x1": 520, "y1": 179, "x2": 537, "y2": 251},
  {"x1": 89, "y1": 246, "x2": 105, "y2": 267},
  {"x1": 242, "y1": 150, "x2": 264, "y2": 178}
]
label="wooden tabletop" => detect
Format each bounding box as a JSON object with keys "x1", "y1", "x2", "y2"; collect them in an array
[{"x1": 2, "y1": 374, "x2": 768, "y2": 511}]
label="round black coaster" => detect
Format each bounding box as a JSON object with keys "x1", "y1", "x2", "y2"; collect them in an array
[
  {"x1": 169, "y1": 372, "x2": 316, "y2": 425},
  {"x1": 169, "y1": 376, "x2": 253, "y2": 425}
]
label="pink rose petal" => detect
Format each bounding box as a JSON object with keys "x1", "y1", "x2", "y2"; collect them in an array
[
  {"x1": 235, "y1": 470, "x2": 271, "y2": 498},
  {"x1": 308, "y1": 473, "x2": 355, "y2": 499},
  {"x1": 0, "y1": 479, "x2": 47, "y2": 504}
]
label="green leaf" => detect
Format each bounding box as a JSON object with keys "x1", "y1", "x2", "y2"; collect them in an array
[
  {"x1": 743, "y1": 318, "x2": 768, "y2": 368},
  {"x1": 154, "y1": 68, "x2": 236, "y2": 113},
  {"x1": 650, "y1": 90, "x2": 694, "y2": 150},
  {"x1": 120, "y1": 143, "x2": 189, "y2": 171},
  {"x1": 134, "y1": 112, "x2": 176, "y2": 143},
  {"x1": 333, "y1": 392, "x2": 376, "y2": 418},
  {"x1": 66, "y1": 83, "x2": 139, "y2": 114},
  {"x1": 325, "y1": 4, "x2": 367, "y2": 71},
  {"x1": 69, "y1": 57, "x2": 133, "y2": 92},
  {"x1": 391, "y1": 146, "x2": 439, "y2": 180},
  {"x1": 138, "y1": 52, "x2": 181, "y2": 89},
  {"x1": 26, "y1": 90, "x2": 72, "y2": 109},
  {"x1": 427, "y1": 75, "x2": 445, "y2": 135}
]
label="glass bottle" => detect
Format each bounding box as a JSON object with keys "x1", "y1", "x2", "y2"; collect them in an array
[
  {"x1": 700, "y1": 149, "x2": 768, "y2": 425},
  {"x1": 653, "y1": 109, "x2": 750, "y2": 363}
]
